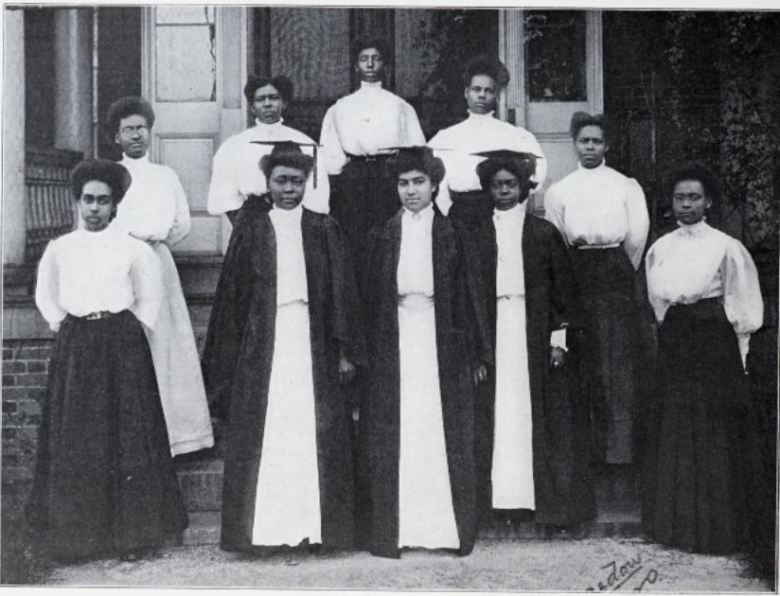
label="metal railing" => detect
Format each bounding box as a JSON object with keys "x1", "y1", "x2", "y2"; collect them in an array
[{"x1": 24, "y1": 147, "x2": 82, "y2": 263}]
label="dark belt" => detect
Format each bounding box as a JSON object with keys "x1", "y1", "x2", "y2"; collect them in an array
[{"x1": 345, "y1": 152, "x2": 392, "y2": 163}]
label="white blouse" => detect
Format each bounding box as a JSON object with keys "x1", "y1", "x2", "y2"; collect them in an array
[
  {"x1": 429, "y1": 111, "x2": 547, "y2": 215},
  {"x1": 35, "y1": 227, "x2": 162, "y2": 332},
  {"x1": 207, "y1": 119, "x2": 329, "y2": 216},
  {"x1": 544, "y1": 161, "x2": 649, "y2": 270},
  {"x1": 113, "y1": 155, "x2": 190, "y2": 246},
  {"x1": 397, "y1": 205, "x2": 435, "y2": 297},
  {"x1": 645, "y1": 220, "x2": 763, "y2": 364},
  {"x1": 268, "y1": 205, "x2": 308, "y2": 306},
  {"x1": 319, "y1": 81, "x2": 426, "y2": 176}
]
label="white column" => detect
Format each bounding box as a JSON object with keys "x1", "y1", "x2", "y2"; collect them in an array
[
  {"x1": 3, "y1": 9, "x2": 26, "y2": 265},
  {"x1": 54, "y1": 8, "x2": 92, "y2": 154}
]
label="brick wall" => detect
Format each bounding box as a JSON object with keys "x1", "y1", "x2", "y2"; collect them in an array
[{"x1": 2, "y1": 339, "x2": 52, "y2": 485}]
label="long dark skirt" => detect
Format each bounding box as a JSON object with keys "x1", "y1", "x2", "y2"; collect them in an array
[
  {"x1": 27, "y1": 311, "x2": 188, "y2": 561},
  {"x1": 642, "y1": 299, "x2": 764, "y2": 554},
  {"x1": 569, "y1": 246, "x2": 642, "y2": 464}
]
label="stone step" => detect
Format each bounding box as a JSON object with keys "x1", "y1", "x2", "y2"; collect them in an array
[
  {"x1": 179, "y1": 512, "x2": 641, "y2": 547},
  {"x1": 175, "y1": 456, "x2": 642, "y2": 546}
]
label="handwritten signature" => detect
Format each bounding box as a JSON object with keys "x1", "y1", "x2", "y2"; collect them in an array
[{"x1": 585, "y1": 554, "x2": 660, "y2": 591}]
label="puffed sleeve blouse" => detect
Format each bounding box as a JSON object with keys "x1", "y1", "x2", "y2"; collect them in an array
[
  {"x1": 35, "y1": 227, "x2": 163, "y2": 332},
  {"x1": 645, "y1": 220, "x2": 763, "y2": 364}
]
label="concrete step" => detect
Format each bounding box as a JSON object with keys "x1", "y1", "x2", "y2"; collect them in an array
[
  {"x1": 175, "y1": 456, "x2": 642, "y2": 546},
  {"x1": 179, "y1": 512, "x2": 641, "y2": 547}
]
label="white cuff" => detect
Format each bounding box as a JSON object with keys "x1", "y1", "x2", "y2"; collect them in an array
[
  {"x1": 550, "y1": 328, "x2": 567, "y2": 351},
  {"x1": 737, "y1": 333, "x2": 751, "y2": 369}
]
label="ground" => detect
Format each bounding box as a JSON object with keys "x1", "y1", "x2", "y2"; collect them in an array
[{"x1": 39, "y1": 538, "x2": 772, "y2": 592}]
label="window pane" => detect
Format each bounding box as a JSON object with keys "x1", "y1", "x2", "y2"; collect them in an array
[
  {"x1": 156, "y1": 24, "x2": 216, "y2": 102},
  {"x1": 526, "y1": 11, "x2": 586, "y2": 102}
]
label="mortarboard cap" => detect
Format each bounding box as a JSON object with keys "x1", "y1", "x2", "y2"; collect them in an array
[
  {"x1": 474, "y1": 150, "x2": 540, "y2": 189},
  {"x1": 251, "y1": 140, "x2": 319, "y2": 188}
]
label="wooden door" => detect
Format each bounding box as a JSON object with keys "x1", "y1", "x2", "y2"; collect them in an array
[
  {"x1": 500, "y1": 9, "x2": 603, "y2": 212},
  {"x1": 141, "y1": 6, "x2": 248, "y2": 254}
]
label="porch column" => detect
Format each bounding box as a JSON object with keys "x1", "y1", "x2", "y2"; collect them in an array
[
  {"x1": 3, "y1": 9, "x2": 26, "y2": 265},
  {"x1": 54, "y1": 8, "x2": 92, "y2": 155}
]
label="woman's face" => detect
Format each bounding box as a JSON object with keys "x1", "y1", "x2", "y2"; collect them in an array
[
  {"x1": 397, "y1": 169, "x2": 435, "y2": 213},
  {"x1": 356, "y1": 47, "x2": 384, "y2": 83},
  {"x1": 268, "y1": 165, "x2": 306, "y2": 210},
  {"x1": 465, "y1": 74, "x2": 497, "y2": 115},
  {"x1": 115, "y1": 114, "x2": 150, "y2": 159},
  {"x1": 252, "y1": 84, "x2": 286, "y2": 125},
  {"x1": 672, "y1": 179, "x2": 711, "y2": 225},
  {"x1": 575, "y1": 125, "x2": 608, "y2": 169},
  {"x1": 79, "y1": 180, "x2": 115, "y2": 231},
  {"x1": 490, "y1": 169, "x2": 526, "y2": 211}
]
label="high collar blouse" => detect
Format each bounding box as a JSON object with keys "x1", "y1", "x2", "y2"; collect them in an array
[
  {"x1": 112, "y1": 154, "x2": 191, "y2": 246},
  {"x1": 429, "y1": 111, "x2": 547, "y2": 215},
  {"x1": 268, "y1": 205, "x2": 308, "y2": 306},
  {"x1": 397, "y1": 205, "x2": 435, "y2": 297},
  {"x1": 319, "y1": 81, "x2": 426, "y2": 175},
  {"x1": 35, "y1": 227, "x2": 162, "y2": 332},
  {"x1": 645, "y1": 220, "x2": 763, "y2": 362},
  {"x1": 543, "y1": 161, "x2": 649, "y2": 270},
  {"x1": 207, "y1": 118, "x2": 329, "y2": 216}
]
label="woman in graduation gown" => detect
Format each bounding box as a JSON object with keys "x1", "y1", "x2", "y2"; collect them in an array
[
  {"x1": 357, "y1": 146, "x2": 492, "y2": 558},
  {"x1": 472, "y1": 150, "x2": 595, "y2": 526},
  {"x1": 642, "y1": 162, "x2": 765, "y2": 554},
  {"x1": 29, "y1": 159, "x2": 187, "y2": 561},
  {"x1": 201, "y1": 142, "x2": 364, "y2": 551}
]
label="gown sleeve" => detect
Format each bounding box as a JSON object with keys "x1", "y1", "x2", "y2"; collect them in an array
[
  {"x1": 456, "y1": 222, "x2": 493, "y2": 368},
  {"x1": 200, "y1": 207, "x2": 256, "y2": 418},
  {"x1": 128, "y1": 241, "x2": 163, "y2": 331},
  {"x1": 547, "y1": 221, "x2": 578, "y2": 347},
  {"x1": 324, "y1": 217, "x2": 366, "y2": 367},
  {"x1": 721, "y1": 238, "x2": 764, "y2": 366},
  {"x1": 165, "y1": 169, "x2": 192, "y2": 246},
  {"x1": 623, "y1": 178, "x2": 650, "y2": 270},
  {"x1": 34, "y1": 241, "x2": 67, "y2": 332}
]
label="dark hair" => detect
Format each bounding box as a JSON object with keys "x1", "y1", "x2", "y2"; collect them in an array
[
  {"x1": 259, "y1": 144, "x2": 314, "y2": 180},
  {"x1": 386, "y1": 147, "x2": 446, "y2": 199},
  {"x1": 462, "y1": 55, "x2": 510, "y2": 89},
  {"x1": 569, "y1": 111, "x2": 609, "y2": 142},
  {"x1": 477, "y1": 156, "x2": 538, "y2": 198},
  {"x1": 71, "y1": 159, "x2": 132, "y2": 202},
  {"x1": 243, "y1": 74, "x2": 294, "y2": 104},
  {"x1": 351, "y1": 34, "x2": 391, "y2": 66},
  {"x1": 666, "y1": 161, "x2": 723, "y2": 205},
  {"x1": 106, "y1": 96, "x2": 155, "y2": 134}
]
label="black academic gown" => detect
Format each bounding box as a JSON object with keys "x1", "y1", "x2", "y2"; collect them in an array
[
  {"x1": 201, "y1": 197, "x2": 364, "y2": 550},
  {"x1": 473, "y1": 212, "x2": 596, "y2": 525},
  {"x1": 357, "y1": 209, "x2": 493, "y2": 558}
]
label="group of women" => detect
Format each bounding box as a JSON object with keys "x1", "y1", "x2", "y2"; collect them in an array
[{"x1": 28, "y1": 40, "x2": 766, "y2": 565}]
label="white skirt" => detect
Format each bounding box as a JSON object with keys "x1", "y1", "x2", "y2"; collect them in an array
[
  {"x1": 251, "y1": 300, "x2": 321, "y2": 546},
  {"x1": 145, "y1": 244, "x2": 214, "y2": 456},
  {"x1": 491, "y1": 295, "x2": 535, "y2": 509},
  {"x1": 397, "y1": 293, "x2": 460, "y2": 550}
]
